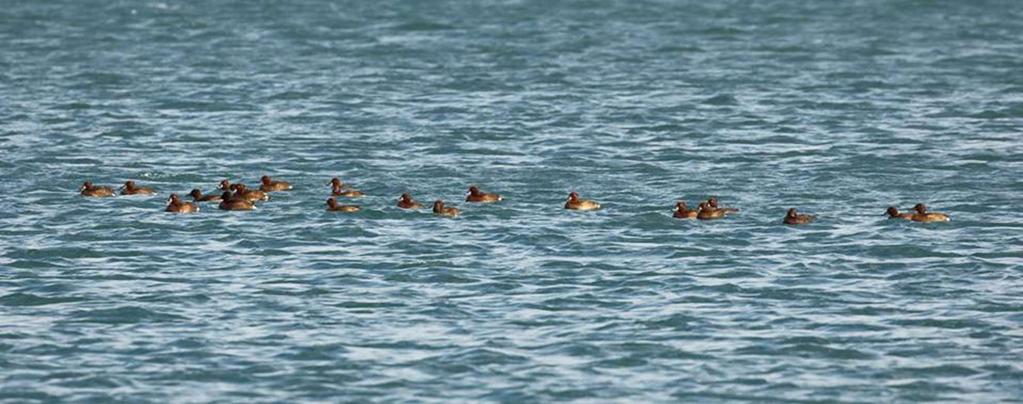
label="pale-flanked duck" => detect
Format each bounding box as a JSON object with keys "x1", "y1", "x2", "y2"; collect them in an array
[
  {"x1": 564, "y1": 192, "x2": 600, "y2": 211},
  {"x1": 189, "y1": 189, "x2": 222, "y2": 202},
  {"x1": 218, "y1": 191, "x2": 255, "y2": 211},
  {"x1": 330, "y1": 177, "x2": 364, "y2": 198},
  {"x1": 886, "y1": 206, "x2": 913, "y2": 220},
  {"x1": 165, "y1": 194, "x2": 199, "y2": 213},
  {"x1": 80, "y1": 181, "x2": 115, "y2": 197},
  {"x1": 911, "y1": 203, "x2": 950, "y2": 222},
  {"x1": 326, "y1": 197, "x2": 359, "y2": 212},
  {"x1": 260, "y1": 175, "x2": 292, "y2": 192},
  {"x1": 673, "y1": 201, "x2": 697, "y2": 219},
  {"x1": 121, "y1": 180, "x2": 156, "y2": 196},
  {"x1": 783, "y1": 208, "x2": 815, "y2": 225},
  {"x1": 466, "y1": 186, "x2": 502, "y2": 203},
  {"x1": 433, "y1": 200, "x2": 459, "y2": 217},
  {"x1": 230, "y1": 183, "x2": 269, "y2": 202},
  {"x1": 397, "y1": 193, "x2": 423, "y2": 209},
  {"x1": 697, "y1": 202, "x2": 726, "y2": 220}
]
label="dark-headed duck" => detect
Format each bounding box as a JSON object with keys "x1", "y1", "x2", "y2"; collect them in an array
[
  {"x1": 707, "y1": 197, "x2": 739, "y2": 214},
  {"x1": 121, "y1": 180, "x2": 156, "y2": 195},
  {"x1": 433, "y1": 200, "x2": 459, "y2": 217},
  {"x1": 80, "y1": 181, "x2": 115, "y2": 197},
  {"x1": 189, "y1": 189, "x2": 222, "y2": 202},
  {"x1": 783, "y1": 208, "x2": 815, "y2": 225},
  {"x1": 218, "y1": 179, "x2": 232, "y2": 191},
  {"x1": 165, "y1": 194, "x2": 199, "y2": 213},
  {"x1": 466, "y1": 186, "x2": 503, "y2": 203},
  {"x1": 673, "y1": 201, "x2": 697, "y2": 219},
  {"x1": 911, "y1": 203, "x2": 950, "y2": 222},
  {"x1": 219, "y1": 191, "x2": 255, "y2": 211},
  {"x1": 230, "y1": 183, "x2": 269, "y2": 202},
  {"x1": 330, "y1": 177, "x2": 364, "y2": 198},
  {"x1": 886, "y1": 206, "x2": 913, "y2": 220},
  {"x1": 397, "y1": 193, "x2": 423, "y2": 209},
  {"x1": 564, "y1": 192, "x2": 600, "y2": 211},
  {"x1": 697, "y1": 202, "x2": 726, "y2": 220},
  {"x1": 326, "y1": 197, "x2": 360, "y2": 212},
  {"x1": 260, "y1": 175, "x2": 292, "y2": 192}
]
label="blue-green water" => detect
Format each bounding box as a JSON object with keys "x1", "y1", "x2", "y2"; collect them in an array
[{"x1": 2, "y1": 0, "x2": 1023, "y2": 401}]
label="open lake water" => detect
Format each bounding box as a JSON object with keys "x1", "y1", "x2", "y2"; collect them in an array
[{"x1": 1, "y1": 0, "x2": 1022, "y2": 401}]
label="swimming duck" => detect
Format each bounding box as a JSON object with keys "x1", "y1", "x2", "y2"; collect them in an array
[
  {"x1": 433, "y1": 200, "x2": 459, "y2": 217},
  {"x1": 783, "y1": 208, "x2": 815, "y2": 225},
  {"x1": 260, "y1": 175, "x2": 293, "y2": 192},
  {"x1": 707, "y1": 197, "x2": 739, "y2": 214},
  {"x1": 218, "y1": 192, "x2": 255, "y2": 211},
  {"x1": 911, "y1": 203, "x2": 950, "y2": 222},
  {"x1": 466, "y1": 186, "x2": 503, "y2": 203},
  {"x1": 397, "y1": 193, "x2": 423, "y2": 209},
  {"x1": 697, "y1": 202, "x2": 726, "y2": 220},
  {"x1": 673, "y1": 201, "x2": 697, "y2": 219},
  {"x1": 165, "y1": 193, "x2": 199, "y2": 213},
  {"x1": 564, "y1": 192, "x2": 600, "y2": 210},
  {"x1": 326, "y1": 198, "x2": 360, "y2": 212},
  {"x1": 330, "y1": 178, "x2": 364, "y2": 198},
  {"x1": 189, "y1": 189, "x2": 222, "y2": 202},
  {"x1": 230, "y1": 183, "x2": 269, "y2": 202},
  {"x1": 120, "y1": 180, "x2": 156, "y2": 195},
  {"x1": 79, "y1": 181, "x2": 115, "y2": 197},
  {"x1": 885, "y1": 206, "x2": 914, "y2": 220}
]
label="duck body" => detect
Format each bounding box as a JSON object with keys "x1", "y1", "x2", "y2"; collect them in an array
[
  {"x1": 189, "y1": 189, "x2": 222, "y2": 202},
  {"x1": 165, "y1": 194, "x2": 199, "y2": 213},
  {"x1": 911, "y1": 203, "x2": 950, "y2": 222},
  {"x1": 329, "y1": 177, "x2": 364, "y2": 197},
  {"x1": 80, "y1": 182, "x2": 115, "y2": 197},
  {"x1": 260, "y1": 175, "x2": 292, "y2": 192},
  {"x1": 783, "y1": 208, "x2": 815, "y2": 225},
  {"x1": 230, "y1": 184, "x2": 269, "y2": 202},
  {"x1": 433, "y1": 200, "x2": 459, "y2": 217},
  {"x1": 397, "y1": 193, "x2": 423, "y2": 209},
  {"x1": 885, "y1": 207, "x2": 913, "y2": 220},
  {"x1": 697, "y1": 202, "x2": 726, "y2": 220},
  {"x1": 466, "y1": 186, "x2": 502, "y2": 203},
  {"x1": 565, "y1": 192, "x2": 600, "y2": 210},
  {"x1": 218, "y1": 192, "x2": 255, "y2": 211},
  {"x1": 326, "y1": 198, "x2": 360, "y2": 212},
  {"x1": 121, "y1": 181, "x2": 156, "y2": 195},
  {"x1": 673, "y1": 201, "x2": 697, "y2": 219}
]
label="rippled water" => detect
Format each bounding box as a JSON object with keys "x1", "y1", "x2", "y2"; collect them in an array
[{"x1": 2, "y1": 0, "x2": 1023, "y2": 401}]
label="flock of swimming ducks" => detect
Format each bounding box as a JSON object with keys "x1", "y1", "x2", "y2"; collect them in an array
[{"x1": 78, "y1": 176, "x2": 952, "y2": 224}]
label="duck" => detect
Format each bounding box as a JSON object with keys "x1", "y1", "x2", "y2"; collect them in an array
[
  {"x1": 911, "y1": 203, "x2": 950, "y2": 222},
  {"x1": 672, "y1": 201, "x2": 697, "y2": 219},
  {"x1": 564, "y1": 191, "x2": 600, "y2": 210},
  {"x1": 397, "y1": 193, "x2": 423, "y2": 209},
  {"x1": 165, "y1": 194, "x2": 199, "y2": 213},
  {"x1": 218, "y1": 179, "x2": 233, "y2": 192},
  {"x1": 260, "y1": 175, "x2": 292, "y2": 192},
  {"x1": 120, "y1": 180, "x2": 156, "y2": 195},
  {"x1": 433, "y1": 200, "x2": 460, "y2": 217},
  {"x1": 79, "y1": 181, "x2": 115, "y2": 197},
  {"x1": 707, "y1": 197, "x2": 739, "y2": 214},
  {"x1": 326, "y1": 198, "x2": 360, "y2": 212},
  {"x1": 230, "y1": 183, "x2": 269, "y2": 202},
  {"x1": 218, "y1": 192, "x2": 255, "y2": 211},
  {"x1": 697, "y1": 202, "x2": 726, "y2": 220},
  {"x1": 783, "y1": 208, "x2": 815, "y2": 225},
  {"x1": 466, "y1": 186, "x2": 503, "y2": 203},
  {"x1": 189, "y1": 189, "x2": 222, "y2": 202},
  {"x1": 885, "y1": 206, "x2": 913, "y2": 220},
  {"x1": 330, "y1": 177, "x2": 364, "y2": 198}
]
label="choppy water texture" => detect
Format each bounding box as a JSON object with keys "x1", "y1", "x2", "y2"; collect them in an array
[{"x1": 2, "y1": 0, "x2": 1023, "y2": 401}]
